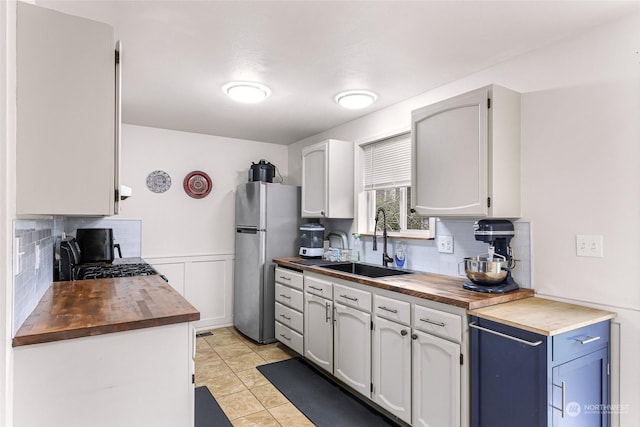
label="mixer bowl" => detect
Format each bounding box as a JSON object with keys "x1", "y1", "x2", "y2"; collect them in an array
[{"x1": 463, "y1": 256, "x2": 508, "y2": 285}]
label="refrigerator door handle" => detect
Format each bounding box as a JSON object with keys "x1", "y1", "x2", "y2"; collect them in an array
[{"x1": 236, "y1": 226, "x2": 259, "y2": 234}]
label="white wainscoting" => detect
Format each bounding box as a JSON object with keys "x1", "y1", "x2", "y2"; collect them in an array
[{"x1": 146, "y1": 254, "x2": 234, "y2": 331}]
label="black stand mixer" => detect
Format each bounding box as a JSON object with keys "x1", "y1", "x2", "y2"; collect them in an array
[{"x1": 462, "y1": 219, "x2": 520, "y2": 293}]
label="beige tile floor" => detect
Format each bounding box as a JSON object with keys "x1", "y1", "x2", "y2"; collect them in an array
[{"x1": 195, "y1": 326, "x2": 314, "y2": 426}]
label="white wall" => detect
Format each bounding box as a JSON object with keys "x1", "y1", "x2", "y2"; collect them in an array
[
  {"x1": 118, "y1": 124, "x2": 289, "y2": 330},
  {"x1": 119, "y1": 124, "x2": 289, "y2": 257},
  {"x1": 289, "y1": 11, "x2": 640, "y2": 426},
  {"x1": 1, "y1": 1, "x2": 16, "y2": 425}
]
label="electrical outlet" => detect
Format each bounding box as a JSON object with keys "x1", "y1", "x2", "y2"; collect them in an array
[
  {"x1": 14, "y1": 237, "x2": 21, "y2": 275},
  {"x1": 35, "y1": 243, "x2": 41, "y2": 270},
  {"x1": 437, "y1": 235, "x2": 454, "y2": 254},
  {"x1": 576, "y1": 235, "x2": 604, "y2": 258}
]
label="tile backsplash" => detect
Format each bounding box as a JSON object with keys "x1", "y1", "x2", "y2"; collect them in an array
[
  {"x1": 13, "y1": 219, "x2": 54, "y2": 334},
  {"x1": 63, "y1": 218, "x2": 142, "y2": 258},
  {"x1": 336, "y1": 218, "x2": 532, "y2": 289},
  {"x1": 12, "y1": 217, "x2": 142, "y2": 335}
]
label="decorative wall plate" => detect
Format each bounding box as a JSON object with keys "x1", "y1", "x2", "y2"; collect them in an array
[
  {"x1": 183, "y1": 171, "x2": 212, "y2": 199},
  {"x1": 146, "y1": 170, "x2": 172, "y2": 193}
]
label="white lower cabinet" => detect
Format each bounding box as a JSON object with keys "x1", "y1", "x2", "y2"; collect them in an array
[
  {"x1": 275, "y1": 320, "x2": 304, "y2": 354},
  {"x1": 412, "y1": 329, "x2": 461, "y2": 427},
  {"x1": 372, "y1": 316, "x2": 412, "y2": 424},
  {"x1": 275, "y1": 267, "x2": 305, "y2": 354},
  {"x1": 304, "y1": 292, "x2": 333, "y2": 373},
  {"x1": 334, "y1": 301, "x2": 372, "y2": 398},
  {"x1": 293, "y1": 271, "x2": 468, "y2": 427}
]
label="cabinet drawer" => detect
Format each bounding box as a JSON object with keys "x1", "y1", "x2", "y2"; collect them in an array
[
  {"x1": 275, "y1": 283, "x2": 303, "y2": 311},
  {"x1": 275, "y1": 302, "x2": 303, "y2": 334},
  {"x1": 305, "y1": 275, "x2": 333, "y2": 299},
  {"x1": 552, "y1": 321, "x2": 609, "y2": 362},
  {"x1": 413, "y1": 304, "x2": 462, "y2": 342},
  {"x1": 275, "y1": 267, "x2": 303, "y2": 290},
  {"x1": 275, "y1": 321, "x2": 303, "y2": 355},
  {"x1": 374, "y1": 294, "x2": 410, "y2": 325},
  {"x1": 334, "y1": 283, "x2": 371, "y2": 312}
]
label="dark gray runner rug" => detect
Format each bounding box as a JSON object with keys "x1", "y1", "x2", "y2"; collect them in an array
[
  {"x1": 258, "y1": 357, "x2": 397, "y2": 427},
  {"x1": 195, "y1": 386, "x2": 232, "y2": 427}
]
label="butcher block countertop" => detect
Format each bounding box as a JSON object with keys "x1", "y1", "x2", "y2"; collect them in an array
[
  {"x1": 274, "y1": 257, "x2": 534, "y2": 310},
  {"x1": 468, "y1": 297, "x2": 616, "y2": 336},
  {"x1": 13, "y1": 275, "x2": 200, "y2": 347}
]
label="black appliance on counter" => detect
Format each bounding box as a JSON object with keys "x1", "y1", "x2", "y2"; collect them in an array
[
  {"x1": 57, "y1": 232, "x2": 165, "y2": 282},
  {"x1": 76, "y1": 228, "x2": 122, "y2": 263},
  {"x1": 462, "y1": 220, "x2": 520, "y2": 293}
]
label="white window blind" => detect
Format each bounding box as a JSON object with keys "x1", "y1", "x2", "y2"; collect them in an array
[{"x1": 363, "y1": 133, "x2": 411, "y2": 190}]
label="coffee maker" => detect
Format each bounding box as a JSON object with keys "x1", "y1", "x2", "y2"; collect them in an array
[{"x1": 462, "y1": 219, "x2": 520, "y2": 293}]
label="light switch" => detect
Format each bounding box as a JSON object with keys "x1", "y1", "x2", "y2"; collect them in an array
[{"x1": 576, "y1": 235, "x2": 604, "y2": 258}]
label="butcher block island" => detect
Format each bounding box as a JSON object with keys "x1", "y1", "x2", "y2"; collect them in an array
[
  {"x1": 13, "y1": 275, "x2": 200, "y2": 346},
  {"x1": 12, "y1": 275, "x2": 200, "y2": 427}
]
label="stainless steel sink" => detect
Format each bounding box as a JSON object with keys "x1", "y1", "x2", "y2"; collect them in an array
[{"x1": 319, "y1": 262, "x2": 413, "y2": 278}]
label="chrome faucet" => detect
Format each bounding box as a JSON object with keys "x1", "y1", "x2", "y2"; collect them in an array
[{"x1": 372, "y1": 207, "x2": 394, "y2": 267}]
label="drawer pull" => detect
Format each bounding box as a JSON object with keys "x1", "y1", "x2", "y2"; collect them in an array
[
  {"x1": 339, "y1": 294, "x2": 358, "y2": 302},
  {"x1": 279, "y1": 314, "x2": 291, "y2": 321},
  {"x1": 551, "y1": 381, "x2": 566, "y2": 417},
  {"x1": 279, "y1": 276, "x2": 291, "y2": 281},
  {"x1": 279, "y1": 294, "x2": 291, "y2": 299},
  {"x1": 378, "y1": 306, "x2": 398, "y2": 314},
  {"x1": 420, "y1": 318, "x2": 446, "y2": 327},
  {"x1": 469, "y1": 322, "x2": 543, "y2": 347},
  {"x1": 308, "y1": 285, "x2": 323, "y2": 292},
  {"x1": 574, "y1": 335, "x2": 600, "y2": 345},
  {"x1": 279, "y1": 333, "x2": 291, "y2": 341}
]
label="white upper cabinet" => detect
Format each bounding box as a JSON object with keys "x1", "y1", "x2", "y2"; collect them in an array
[
  {"x1": 16, "y1": 3, "x2": 120, "y2": 216},
  {"x1": 301, "y1": 139, "x2": 354, "y2": 218},
  {"x1": 411, "y1": 85, "x2": 521, "y2": 218}
]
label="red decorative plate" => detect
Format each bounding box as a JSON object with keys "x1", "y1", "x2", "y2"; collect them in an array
[{"x1": 183, "y1": 171, "x2": 212, "y2": 199}]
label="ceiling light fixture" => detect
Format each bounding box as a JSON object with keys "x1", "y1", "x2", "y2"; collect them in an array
[
  {"x1": 223, "y1": 81, "x2": 271, "y2": 104},
  {"x1": 335, "y1": 90, "x2": 377, "y2": 109}
]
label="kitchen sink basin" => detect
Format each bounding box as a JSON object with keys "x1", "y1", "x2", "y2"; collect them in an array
[{"x1": 319, "y1": 262, "x2": 413, "y2": 278}]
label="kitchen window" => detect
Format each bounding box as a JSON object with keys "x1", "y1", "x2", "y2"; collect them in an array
[{"x1": 363, "y1": 133, "x2": 434, "y2": 238}]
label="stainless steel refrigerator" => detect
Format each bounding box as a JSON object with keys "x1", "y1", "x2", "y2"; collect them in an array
[{"x1": 234, "y1": 181, "x2": 300, "y2": 343}]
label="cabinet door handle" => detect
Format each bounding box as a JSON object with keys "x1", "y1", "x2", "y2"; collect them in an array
[
  {"x1": 400, "y1": 329, "x2": 408, "y2": 336},
  {"x1": 419, "y1": 318, "x2": 446, "y2": 327},
  {"x1": 279, "y1": 333, "x2": 291, "y2": 341},
  {"x1": 279, "y1": 276, "x2": 291, "y2": 281},
  {"x1": 320, "y1": 211, "x2": 325, "y2": 216},
  {"x1": 325, "y1": 302, "x2": 331, "y2": 323},
  {"x1": 469, "y1": 322, "x2": 543, "y2": 347},
  {"x1": 551, "y1": 381, "x2": 566, "y2": 417},
  {"x1": 279, "y1": 294, "x2": 291, "y2": 299},
  {"x1": 339, "y1": 294, "x2": 358, "y2": 302},
  {"x1": 279, "y1": 314, "x2": 291, "y2": 321},
  {"x1": 378, "y1": 306, "x2": 398, "y2": 314},
  {"x1": 411, "y1": 333, "x2": 418, "y2": 340},
  {"x1": 574, "y1": 335, "x2": 600, "y2": 345},
  {"x1": 308, "y1": 285, "x2": 323, "y2": 291}
]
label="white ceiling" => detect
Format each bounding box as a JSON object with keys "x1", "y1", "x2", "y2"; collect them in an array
[{"x1": 37, "y1": 0, "x2": 638, "y2": 145}]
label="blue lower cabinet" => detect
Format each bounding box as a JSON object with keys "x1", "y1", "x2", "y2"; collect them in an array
[{"x1": 470, "y1": 317, "x2": 610, "y2": 427}]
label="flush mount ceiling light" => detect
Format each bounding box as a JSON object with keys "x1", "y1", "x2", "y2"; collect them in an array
[
  {"x1": 335, "y1": 90, "x2": 377, "y2": 109},
  {"x1": 223, "y1": 81, "x2": 271, "y2": 104}
]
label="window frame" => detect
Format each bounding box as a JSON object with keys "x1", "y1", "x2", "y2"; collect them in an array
[{"x1": 356, "y1": 129, "x2": 435, "y2": 240}]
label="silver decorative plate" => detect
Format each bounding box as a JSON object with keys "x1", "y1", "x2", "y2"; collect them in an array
[{"x1": 146, "y1": 170, "x2": 172, "y2": 193}]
